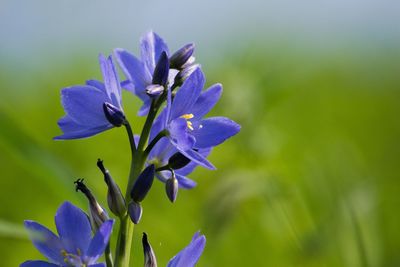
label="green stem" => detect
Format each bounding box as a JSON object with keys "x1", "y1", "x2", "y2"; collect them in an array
[
  {"x1": 114, "y1": 98, "x2": 164, "y2": 267},
  {"x1": 143, "y1": 130, "x2": 167, "y2": 159},
  {"x1": 124, "y1": 121, "x2": 136, "y2": 156},
  {"x1": 105, "y1": 242, "x2": 113, "y2": 267}
]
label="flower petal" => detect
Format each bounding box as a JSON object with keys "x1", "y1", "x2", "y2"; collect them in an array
[
  {"x1": 178, "y1": 149, "x2": 215, "y2": 170},
  {"x1": 55, "y1": 202, "x2": 92, "y2": 254},
  {"x1": 86, "y1": 79, "x2": 106, "y2": 93},
  {"x1": 192, "y1": 117, "x2": 241, "y2": 149},
  {"x1": 138, "y1": 99, "x2": 152, "y2": 116},
  {"x1": 99, "y1": 54, "x2": 122, "y2": 108},
  {"x1": 20, "y1": 260, "x2": 59, "y2": 267},
  {"x1": 54, "y1": 116, "x2": 112, "y2": 140},
  {"x1": 114, "y1": 48, "x2": 151, "y2": 101},
  {"x1": 140, "y1": 31, "x2": 169, "y2": 75},
  {"x1": 167, "y1": 232, "x2": 206, "y2": 267},
  {"x1": 23, "y1": 221, "x2": 64, "y2": 264},
  {"x1": 85, "y1": 220, "x2": 114, "y2": 264},
  {"x1": 61, "y1": 85, "x2": 108, "y2": 126},
  {"x1": 170, "y1": 68, "x2": 205, "y2": 120},
  {"x1": 88, "y1": 263, "x2": 106, "y2": 267},
  {"x1": 175, "y1": 174, "x2": 197, "y2": 189},
  {"x1": 176, "y1": 148, "x2": 212, "y2": 176},
  {"x1": 168, "y1": 118, "x2": 196, "y2": 151},
  {"x1": 191, "y1": 83, "x2": 222, "y2": 119}
]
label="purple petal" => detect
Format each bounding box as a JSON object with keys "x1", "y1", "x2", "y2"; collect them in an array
[
  {"x1": 20, "y1": 261, "x2": 58, "y2": 267},
  {"x1": 176, "y1": 148, "x2": 212, "y2": 176},
  {"x1": 170, "y1": 68, "x2": 205, "y2": 120},
  {"x1": 85, "y1": 220, "x2": 114, "y2": 264},
  {"x1": 192, "y1": 84, "x2": 222, "y2": 119},
  {"x1": 140, "y1": 31, "x2": 169, "y2": 75},
  {"x1": 114, "y1": 48, "x2": 151, "y2": 101},
  {"x1": 54, "y1": 116, "x2": 112, "y2": 140},
  {"x1": 23, "y1": 221, "x2": 64, "y2": 264},
  {"x1": 86, "y1": 80, "x2": 106, "y2": 93},
  {"x1": 150, "y1": 108, "x2": 167, "y2": 142},
  {"x1": 138, "y1": 99, "x2": 152, "y2": 116},
  {"x1": 55, "y1": 202, "x2": 92, "y2": 254},
  {"x1": 167, "y1": 232, "x2": 206, "y2": 267},
  {"x1": 88, "y1": 264, "x2": 106, "y2": 267},
  {"x1": 178, "y1": 149, "x2": 215, "y2": 170},
  {"x1": 99, "y1": 54, "x2": 122, "y2": 108},
  {"x1": 168, "y1": 118, "x2": 196, "y2": 151},
  {"x1": 61, "y1": 85, "x2": 108, "y2": 126},
  {"x1": 192, "y1": 117, "x2": 240, "y2": 149},
  {"x1": 175, "y1": 174, "x2": 197, "y2": 189}
]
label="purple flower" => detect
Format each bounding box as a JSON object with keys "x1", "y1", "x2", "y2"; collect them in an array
[
  {"x1": 114, "y1": 31, "x2": 193, "y2": 116},
  {"x1": 142, "y1": 232, "x2": 206, "y2": 267},
  {"x1": 21, "y1": 202, "x2": 114, "y2": 267},
  {"x1": 153, "y1": 67, "x2": 240, "y2": 169},
  {"x1": 54, "y1": 54, "x2": 124, "y2": 140}
]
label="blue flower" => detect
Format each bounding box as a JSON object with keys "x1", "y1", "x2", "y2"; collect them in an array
[
  {"x1": 21, "y1": 202, "x2": 114, "y2": 267},
  {"x1": 114, "y1": 31, "x2": 193, "y2": 116},
  {"x1": 54, "y1": 54, "x2": 124, "y2": 140},
  {"x1": 151, "y1": 67, "x2": 240, "y2": 170},
  {"x1": 142, "y1": 232, "x2": 206, "y2": 267}
]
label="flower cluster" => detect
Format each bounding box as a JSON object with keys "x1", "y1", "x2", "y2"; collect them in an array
[{"x1": 22, "y1": 31, "x2": 240, "y2": 267}]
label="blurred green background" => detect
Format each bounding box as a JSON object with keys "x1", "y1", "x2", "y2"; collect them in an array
[{"x1": 1, "y1": 1, "x2": 400, "y2": 266}]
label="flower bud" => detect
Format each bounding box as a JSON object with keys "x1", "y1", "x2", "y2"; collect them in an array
[
  {"x1": 165, "y1": 174, "x2": 179, "y2": 203},
  {"x1": 74, "y1": 178, "x2": 108, "y2": 231},
  {"x1": 152, "y1": 51, "x2": 169, "y2": 86},
  {"x1": 146, "y1": 84, "x2": 164, "y2": 96},
  {"x1": 174, "y1": 64, "x2": 200, "y2": 87},
  {"x1": 128, "y1": 200, "x2": 142, "y2": 224},
  {"x1": 130, "y1": 165, "x2": 155, "y2": 203},
  {"x1": 142, "y1": 232, "x2": 158, "y2": 267},
  {"x1": 103, "y1": 102, "x2": 126, "y2": 127},
  {"x1": 97, "y1": 159, "x2": 126, "y2": 217},
  {"x1": 170, "y1": 43, "x2": 195, "y2": 70},
  {"x1": 168, "y1": 152, "x2": 191, "y2": 170}
]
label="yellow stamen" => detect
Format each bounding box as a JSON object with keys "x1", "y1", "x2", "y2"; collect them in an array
[
  {"x1": 180, "y1": 113, "x2": 194, "y2": 119},
  {"x1": 180, "y1": 113, "x2": 195, "y2": 130},
  {"x1": 187, "y1": 121, "x2": 194, "y2": 131}
]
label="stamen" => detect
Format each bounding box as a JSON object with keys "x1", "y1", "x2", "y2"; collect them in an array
[
  {"x1": 180, "y1": 113, "x2": 194, "y2": 119},
  {"x1": 180, "y1": 113, "x2": 195, "y2": 130},
  {"x1": 187, "y1": 121, "x2": 194, "y2": 131}
]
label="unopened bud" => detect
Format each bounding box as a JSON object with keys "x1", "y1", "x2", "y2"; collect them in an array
[
  {"x1": 152, "y1": 51, "x2": 169, "y2": 86},
  {"x1": 168, "y1": 152, "x2": 191, "y2": 170},
  {"x1": 97, "y1": 159, "x2": 126, "y2": 217},
  {"x1": 130, "y1": 165, "x2": 155, "y2": 203},
  {"x1": 103, "y1": 102, "x2": 126, "y2": 127},
  {"x1": 170, "y1": 43, "x2": 195, "y2": 70},
  {"x1": 165, "y1": 174, "x2": 178, "y2": 203},
  {"x1": 174, "y1": 64, "x2": 200, "y2": 87},
  {"x1": 128, "y1": 200, "x2": 142, "y2": 224},
  {"x1": 146, "y1": 84, "x2": 164, "y2": 96},
  {"x1": 74, "y1": 178, "x2": 108, "y2": 231},
  {"x1": 142, "y1": 232, "x2": 158, "y2": 267}
]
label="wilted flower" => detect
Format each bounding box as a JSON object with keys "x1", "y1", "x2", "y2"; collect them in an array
[
  {"x1": 97, "y1": 159, "x2": 126, "y2": 217},
  {"x1": 54, "y1": 54, "x2": 124, "y2": 140},
  {"x1": 21, "y1": 202, "x2": 114, "y2": 267}
]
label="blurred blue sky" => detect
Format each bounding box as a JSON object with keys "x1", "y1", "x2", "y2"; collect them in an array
[{"x1": 1, "y1": 0, "x2": 399, "y2": 67}]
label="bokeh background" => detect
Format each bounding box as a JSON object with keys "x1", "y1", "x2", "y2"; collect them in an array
[{"x1": 1, "y1": 0, "x2": 400, "y2": 266}]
